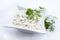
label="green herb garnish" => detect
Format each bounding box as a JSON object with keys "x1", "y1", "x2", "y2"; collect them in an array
[
  {"x1": 26, "y1": 8, "x2": 34, "y2": 20},
  {"x1": 44, "y1": 15, "x2": 56, "y2": 32},
  {"x1": 26, "y1": 6, "x2": 44, "y2": 22},
  {"x1": 26, "y1": 8, "x2": 33, "y2": 16},
  {"x1": 39, "y1": 6, "x2": 44, "y2": 9}
]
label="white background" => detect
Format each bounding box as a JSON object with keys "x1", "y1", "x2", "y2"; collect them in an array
[{"x1": 0, "y1": 0, "x2": 60, "y2": 40}]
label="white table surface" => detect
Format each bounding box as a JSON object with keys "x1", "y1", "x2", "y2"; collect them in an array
[{"x1": 0, "y1": 0, "x2": 60, "y2": 40}]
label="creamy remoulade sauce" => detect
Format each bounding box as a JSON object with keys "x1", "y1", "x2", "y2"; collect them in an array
[{"x1": 12, "y1": 10, "x2": 44, "y2": 31}]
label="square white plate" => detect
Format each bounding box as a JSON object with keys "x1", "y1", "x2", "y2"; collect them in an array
[{"x1": 4, "y1": 8, "x2": 46, "y2": 33}]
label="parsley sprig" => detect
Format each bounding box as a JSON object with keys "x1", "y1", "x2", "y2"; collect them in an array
[
  {"x1": 44, "y1": 15, "x2": 56, "y2": 32},
  {"x1": 26, "y1": 6, "x2": 44, "y2": 22}
]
